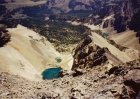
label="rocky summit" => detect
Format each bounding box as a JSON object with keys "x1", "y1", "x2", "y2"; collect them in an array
[{"x1": 0, "y1": 0, "x2": 140, "y2": 99}]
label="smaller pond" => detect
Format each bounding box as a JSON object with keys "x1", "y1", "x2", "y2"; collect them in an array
[
  {"x1": 103, "y1": 33, "x2": 109, "y2": 37},
  {"x1": 55, "y1": 57, "x2": 62, "y2": 63},
  {"x1": 42, "y1": 67, "x2": 62, "y2": 80}
]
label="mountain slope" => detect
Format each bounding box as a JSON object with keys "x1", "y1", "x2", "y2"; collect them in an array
[
  {"x1": 0, "y1": 25, "x2": 73, "y2": 81},
  {"x1": 110, "y1": 30, "x2": 140, "y2": 52}
]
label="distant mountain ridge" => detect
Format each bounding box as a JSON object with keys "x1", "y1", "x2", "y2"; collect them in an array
[
  {"x1": 0, "y1": 0, "x2": 126, "y2": 19},
  {"x1": 48, "y1": 0, "x2": 140, "y2": 35},
  {"x1": 46, "y1": 0, "x2": 126, "y2": 14},
  {"x1": 0, "y1": 0, "x2": 46, "y2": 3}
]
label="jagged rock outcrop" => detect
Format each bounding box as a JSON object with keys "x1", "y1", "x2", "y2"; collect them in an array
[
  {"x1": 124, "y1": 69, "x2": 140, "y2": 98},
  {"x1": 0, "y1": 28, "x2": 10, "y2": 47},
  {"x1": 72, "y1": 36, "x2": 110, "y2": 71}
]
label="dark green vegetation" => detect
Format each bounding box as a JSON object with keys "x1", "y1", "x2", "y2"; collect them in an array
[
  {"x1": 0, "y1": 20, "x2": 17, "y2": 28},
  {"x1": 42, "y1": 67, "x2": 62, "y2": 80},
  {"x1": 0, "y1": 18, "x2": 90, "y2": 52},
  {"x1": 0, "y1": 27, "x2": 11, "y2": 47},
  {"x1": 65, "y1": 10, "x2": 93, "y2": 17}
]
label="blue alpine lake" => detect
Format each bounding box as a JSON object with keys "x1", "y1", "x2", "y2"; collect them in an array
[{"x1": 42, "y1": 67, "x2": 62, "y2": 80}]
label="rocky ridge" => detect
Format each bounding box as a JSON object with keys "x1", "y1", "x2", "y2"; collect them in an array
[{"x1": 72, "y1": 36, "x2": 113, "y2": 71}]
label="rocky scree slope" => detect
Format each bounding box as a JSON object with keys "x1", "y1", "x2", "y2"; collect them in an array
[{"x1": 1, "y1": 62, "x2": 140, "y2": 99}]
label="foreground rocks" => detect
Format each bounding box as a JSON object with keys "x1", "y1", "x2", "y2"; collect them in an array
[{"x1": 0, "y1": 61, "x2": 140, "y2": 99}]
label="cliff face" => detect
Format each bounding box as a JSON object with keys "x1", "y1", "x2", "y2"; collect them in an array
[
  {"x1": 112, "y1": 0, "x2": 140, "y2": 33},
  {"x1": 86, "y1": 0, "x2": 140, "y2": 33},
  {"x1": 72, "y1": 36, "x2": 109, "y2": 71}
]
